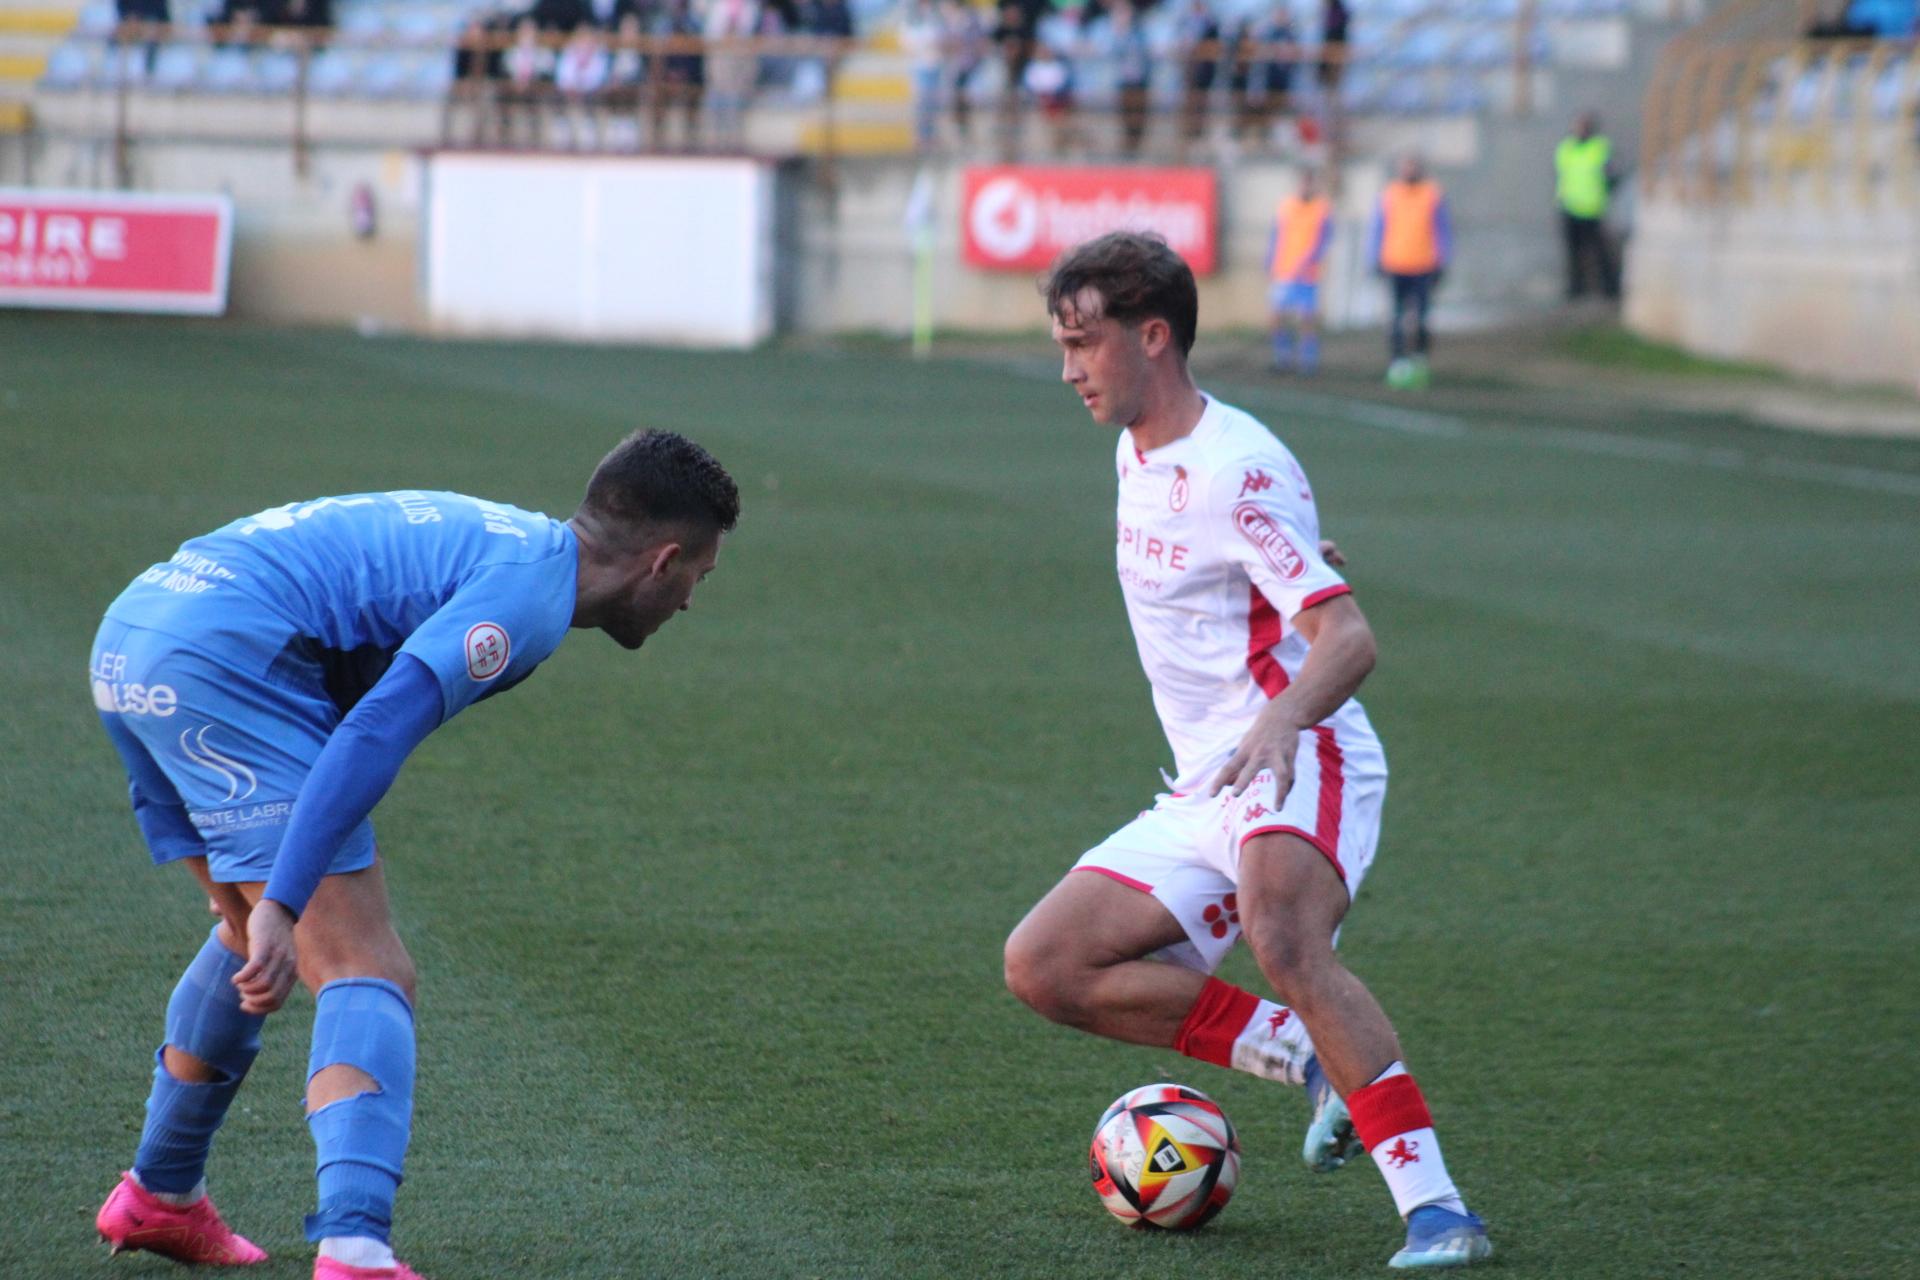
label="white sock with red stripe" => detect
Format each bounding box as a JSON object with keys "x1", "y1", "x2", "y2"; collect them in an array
[
  {"x1": 1346, "y1": 1062, "x2": 1468, "y2": 1218},
  {"x1": 1171, "y1": 977, "x2": 1314, "y2": 1086}
]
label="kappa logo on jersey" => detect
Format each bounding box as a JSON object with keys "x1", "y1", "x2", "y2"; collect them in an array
[
  {"x1": 1239, "y1": 469, "x2": 1275, "y2": 497},
  {"x1": 1384, "y1": 1138, "x2": 1421, "y2": 1168},
  {"x1": 178, "y1": 725, "x2": 258, "y2": 804},
  {"x1": 1170, "y1": 465, "x2": 1190, "y2": 512},
  {"x1": 1242, "y1": 801, "x2": 1271, "y2": 823},
  {"x1": 1232, "y1": 503, "x2": 1308, "y2": 582},
  {"x1": 465, "y1": 622, "x2": 510, "y2": 681},
  {"x1": 1200, "y1": 893, "x2": 1240, "y2": 939},
  {"x1": 1266, "y1": 1009, "x2": 1292, "y2": 1036}
]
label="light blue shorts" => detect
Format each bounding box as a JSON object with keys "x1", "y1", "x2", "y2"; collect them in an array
[
  {"x1": 1269, "y1": 281, "x2": 1319, "y2": 315},
  {"x1": 90, "y1": 615, "x2": 377, "y2": 884}
]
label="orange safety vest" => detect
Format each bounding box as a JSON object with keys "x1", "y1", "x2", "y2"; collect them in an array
[
  {"x1": 1271, "y1": 195, "x2": 1332, "y2": 285},
  {"x1": 1378, "y1": 179, "x2": 1443, "y2": 275}
]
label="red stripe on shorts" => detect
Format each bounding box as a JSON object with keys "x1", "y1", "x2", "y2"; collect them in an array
[
  {"x1": 1073, "y1": 865, "x2": 1153, "y2": 894},
  {"x1": 1312, "y1": 725, "x2": 1345, "y2": 853}
]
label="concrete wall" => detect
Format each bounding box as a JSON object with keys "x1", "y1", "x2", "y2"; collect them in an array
[{"x1": 1625, "y1": 196, "x2": 1920, "y2": 389}]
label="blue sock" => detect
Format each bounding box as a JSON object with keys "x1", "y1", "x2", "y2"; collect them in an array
[
  {"x1": 1300, "y1": 335, "x2": 1320, "y2": 374},
  {"x1": 1272, "y1": 329, "x2": 1296, "y2": 367},
  {"x1": 133, "y1": 928, "x2": 267, "y2": 1195},
  {"x1": 304, "y1": 978, "x2": 415, "y2": 1246}
]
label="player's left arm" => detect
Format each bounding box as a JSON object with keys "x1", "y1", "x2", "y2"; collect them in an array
[{"x1": 1211, "y1": 593, "x2": 1375, "y2": 797}]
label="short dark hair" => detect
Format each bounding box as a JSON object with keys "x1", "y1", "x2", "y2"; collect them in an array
[
  {"x1": 1043, "y1": 232, "x2": 1199, "y2": 358},
  {"x1": 580, "y1": 429, "x2": 740, "y2": 541}
]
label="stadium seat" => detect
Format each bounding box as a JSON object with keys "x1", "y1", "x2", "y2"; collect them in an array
[
  {"x1": 201, "y1": 46, "x2": 259, "y2": 92},
  {"x1": 308, "y1": 47, "x2": 363, "y2": 96},
  {"x1": 75, "y1": 1, "x2": 118, "y2": 37},
  {"x1": 39, "y1": 41, "x2": 99, "y2": 88},
  {"x1": 150, "y1": 42, "x2": 207, "y2": 90},
  {"x1": 255, "y1": 49, "x2": 302, "y2": 93}
]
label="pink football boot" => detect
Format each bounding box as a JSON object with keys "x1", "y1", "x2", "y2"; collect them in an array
[
  {"x1": 96, "y1": 1171, "x2": 268, "y2": 1265},
  {"x1": 315, "y1": 1257, "x2": 429, "y2": 1280}
]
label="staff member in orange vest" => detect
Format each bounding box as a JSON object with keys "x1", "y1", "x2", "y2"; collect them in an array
[
  {"x1": 1266, "y1": 170, "x2": 1334, "y2": 375},
  {"x1": 1367, "y1": 153, "x2": 1452, "y2": 389}
]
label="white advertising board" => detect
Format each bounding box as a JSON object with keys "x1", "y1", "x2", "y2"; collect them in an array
[{"x1": 426, "y1": 154, "x2": 774, "y2": 348}]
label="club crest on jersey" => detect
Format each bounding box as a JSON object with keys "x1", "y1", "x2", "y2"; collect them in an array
[
  {"x1": 465, "y1": 622, "x2": 511, "y2": 681},
  {"x1": 1232, "y1": 503, "x2": 1308, "y2": 581},
  {"x1": 1239, "y1": 469, "x2": 1275, "y2": 497},
  {"x1": 1169, "y1": 465, "x2": 1190, "y2": 512}
]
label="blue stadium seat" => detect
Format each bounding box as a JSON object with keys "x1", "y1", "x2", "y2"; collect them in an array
[
  {"x1": 308, "y1": 47, "x2": 363, "y2": 96},
  {"x1": 40, "y1": 41, "x2": 100, "y2": 88},
  {"x1": 76, "y1": 1, "x2": 119, "y2": 37},
  {"x1": 150, "y1": 42, "x2": 207, "y2": 90},
  {"x1": 201, "y1": 46, "x2": 260, "y2": 92}
]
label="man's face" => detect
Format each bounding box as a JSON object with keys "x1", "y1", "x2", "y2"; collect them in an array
[
  {"x1": 602, "y1": 529, "x2": 721, "y2": 650},
  {"x1": 1052, "y1": 289, "x2": 1152, "y2": 428}
]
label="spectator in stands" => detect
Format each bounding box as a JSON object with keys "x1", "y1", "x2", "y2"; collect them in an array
[
  {"x1": 532, "y1": 0, "x2": 592, "y2": 33},
  {"x1": 785, "y1": 0, "x2": 852, "y2": 103},
  {"x1": 940, "y1": 0, "x2": 988, "y2": 143},
  {"x1": 1316, "y1": 0, "x2": 1347, "y2": 98},
  {"x1": 267, "y1": 0, "x2": 331, "y2": 30},
  {"x1": 556, "y1": 22, "x2": 612, "y2": 146},
  {"x1": 1268, "y1": 168, "x2": 1332, "y2": 374},
  {"x1": 902, "y1": 0, "x2": 946, "y2": 150},
  {"x1": 1556, "y1": 109, "x2": 1620, "y2": 301},
  {"x1": 992, "y1": 0, "x2": 1037, "y2": 154},
  {"x1": 1368, "y1": 152, "x2": 1451, "y2": 389},
  {"x1": 650, "y1": 0, "x2": 706, "y2": 148},
  {"x1": 704, "y1": 0, "x2": 761, "y2": 146},
  {"x1": 502, "y1": 13, "x2": 556, "y2": 145},
  {"x1": 1231, "y1": 3, "x2": 1294, "y2": 148},
  {"x1": 585, "y1": 0, "x2": 645, "y2": 28},
  {"x1": 1107, "y1": 0, "x2": 1153, "y2": 157},
  {"x1": 1176, "y1": 0, "x2": 1221, "y2": 155},
  {"x1": 116, "y1": 0, "x2": 169, "y2": 27},
  {"x1": 115, "y1": 0, "x2": 168, "y2": 74}
]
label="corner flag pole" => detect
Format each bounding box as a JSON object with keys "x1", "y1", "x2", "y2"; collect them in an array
[{"x1": 905, "y1": 167, "x2": 936, "y2": 360}]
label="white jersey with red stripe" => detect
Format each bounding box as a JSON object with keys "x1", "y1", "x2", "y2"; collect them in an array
[{"x1": 1114, "y1": 394, "x2": 1382, "y2": 794}]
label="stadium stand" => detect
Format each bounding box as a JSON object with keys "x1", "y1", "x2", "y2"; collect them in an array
[{"x1": 1629, "y1": 0, "x2": 1918, "y2": 385}]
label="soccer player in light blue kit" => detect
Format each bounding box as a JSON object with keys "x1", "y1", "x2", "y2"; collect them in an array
[{"x1": 89, "y1": 430, "x2": 739, "y2": 1280}]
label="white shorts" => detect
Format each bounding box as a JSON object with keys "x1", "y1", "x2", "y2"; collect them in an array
[{"x1": 1073, "y1": 726, "x2": 1386, "y2": 974}]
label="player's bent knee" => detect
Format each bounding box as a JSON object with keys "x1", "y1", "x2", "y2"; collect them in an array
[
  {"x1": 1003, "y1": 934, "x2": 1085, "y2": 1026},
  {"x1": 1241, "y1": 917, "x2": 1333, "y2": 1006}
]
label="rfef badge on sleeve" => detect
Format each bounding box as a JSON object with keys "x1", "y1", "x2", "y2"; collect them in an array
[{"x1": 464, "y1": 622, "x2": 510, "y2": 681}]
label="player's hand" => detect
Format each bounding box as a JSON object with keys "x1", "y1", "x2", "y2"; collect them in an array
[
  {"x1": 233, "y1": 899, "x2": 299, "y2": 1015},
  {"x1": 1318, "y1": 539, "x2": 1346, "y2": 568},
  {"x1": 1210, "y1": 718, "x2": 1299, "y2": 801}
]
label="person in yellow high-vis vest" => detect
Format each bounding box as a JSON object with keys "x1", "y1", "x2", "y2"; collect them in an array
[
  {"x1": 1556, "y1": 111, "x2": 1620, "y2": 300},
  {"x1": 1368, "y1": 153, "x2": 1450, "y2": 388},
  {"x1": 1266, "y1": 170, "x2": 1333, "y2": 375}
]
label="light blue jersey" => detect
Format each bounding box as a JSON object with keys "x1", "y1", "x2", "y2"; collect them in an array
[
  {"x1": 105, "y1": 491, "x2": 578, "y2": 720},
  {"x1": 93, "y1": 491, "x2": 578, "y2": 882}
]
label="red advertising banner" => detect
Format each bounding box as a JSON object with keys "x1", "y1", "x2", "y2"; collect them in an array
[
  {"x1": 962, "y1": 166, "x2": 1218, "y2": 275},
  {"x1": 0, "y1": 189, "x2": 233, "y2": 314}
]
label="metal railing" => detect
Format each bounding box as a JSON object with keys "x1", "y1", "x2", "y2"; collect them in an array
[
  {"x1": 43, "y1": 6, "x2": 1556, "y2": 179},
  {"x1": 1641, "y1": 31, "x2": 1920, "y2": 207}
]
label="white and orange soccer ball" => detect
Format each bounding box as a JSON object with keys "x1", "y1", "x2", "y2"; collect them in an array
[{"x1": 1089, "y1": 1083, "x2": 1241, "y2": 1230}]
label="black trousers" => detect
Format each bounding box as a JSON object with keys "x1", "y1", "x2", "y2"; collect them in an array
[
  {"x1": 1562, "y1": 211, "x2": 1619, "y2": 299},
  {"x1": 1387, "y1": 271, "x2": 1436, "y2": 359}
]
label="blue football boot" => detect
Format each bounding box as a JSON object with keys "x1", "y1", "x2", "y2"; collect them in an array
[
  {"x1": 1301, "y1": 1055, "x2": 1364, "y2": 1173},
  {"x1": 1389, "y1": 1205, "x2": 1493, "y2": 1269}
]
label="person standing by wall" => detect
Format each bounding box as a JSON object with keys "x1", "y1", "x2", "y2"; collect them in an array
[
  {"x1": 1368, "y1": 153, "x2": 1451, "y2": 389},
  {"x1": 1556, "y1": 110, "x2": 1620, "y2": 301},
  {"x1": 1268, "y1": 169, "x2": 1332, "y2": 375}
]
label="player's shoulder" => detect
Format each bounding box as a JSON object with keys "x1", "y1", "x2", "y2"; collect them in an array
[{"x1": 1193, "y1": 397, "x2": 1300, "y2": 478}]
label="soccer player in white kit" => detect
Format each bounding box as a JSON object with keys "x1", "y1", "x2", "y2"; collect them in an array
[{"x1": 1003, "y1": 232, "x2": 1491, "y2": 1269}]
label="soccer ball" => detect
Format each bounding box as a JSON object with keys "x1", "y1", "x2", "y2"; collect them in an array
[{"x1": 1089, "y1": 1083, "x2": 1241, "y2": 1230}]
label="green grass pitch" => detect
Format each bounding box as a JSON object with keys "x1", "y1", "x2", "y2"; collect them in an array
[{"x1": 2, "y1": 313, "x2": 1917, "y2": 1278}]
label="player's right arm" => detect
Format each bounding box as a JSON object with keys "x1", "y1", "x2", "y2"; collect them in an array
[{"x1": 234, "y1": 656, "x2": 443, "y2": 1013}]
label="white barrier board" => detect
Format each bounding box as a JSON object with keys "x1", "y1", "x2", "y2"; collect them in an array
[{"x1": 426, "y1": 154, "x2": 773, "y2": 347}]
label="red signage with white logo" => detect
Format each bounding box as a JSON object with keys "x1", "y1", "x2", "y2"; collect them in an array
[
  {"x1": 962, "y1": 166, "x2": 1218, "y2": 275},
  {"x1": 0, "y1": 189, "x2": 233, "y2": 315}
]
